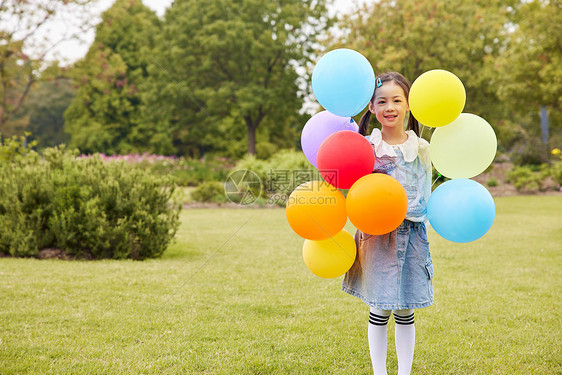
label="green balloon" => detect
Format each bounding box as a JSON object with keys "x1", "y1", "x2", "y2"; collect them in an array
[{"x1": 429, "y1": 113, "x2": 497, "y2": 179}]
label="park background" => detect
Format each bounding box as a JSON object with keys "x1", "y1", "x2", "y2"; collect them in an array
[{"x1": 0, "y1": 0, "x2": 561, "y2": 374}]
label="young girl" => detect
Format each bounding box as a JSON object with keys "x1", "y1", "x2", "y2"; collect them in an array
[{"x1": 342, "y1": 72, "x2": 433, "y2": 375}]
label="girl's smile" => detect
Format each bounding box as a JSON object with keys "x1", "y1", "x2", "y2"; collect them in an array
[{"x1": 369, "y1": 81, "x2": 410, "y2": 129}]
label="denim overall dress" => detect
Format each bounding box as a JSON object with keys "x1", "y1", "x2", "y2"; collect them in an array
[{"x1": 342, "y1": 129, "x2": 434, "y2": 310}]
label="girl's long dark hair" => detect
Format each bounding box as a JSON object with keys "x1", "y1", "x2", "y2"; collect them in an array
[{"x1": 358, "y1": 72, "x2": 420, "y2": 137}]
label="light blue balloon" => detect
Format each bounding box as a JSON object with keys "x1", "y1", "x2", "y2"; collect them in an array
[
  {"x1": 427, "y1": 179, "x2": 495, "y2": 243},
  {"x1": 312, "y1": 49, "x2": 375, "y2": 117}
]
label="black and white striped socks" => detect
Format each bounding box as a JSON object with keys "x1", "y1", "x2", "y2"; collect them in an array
[
  {"x1": 368, "y1": 309, "x2": 391, "y2": 375},
  {"x1": 369, "y1": 311, "x2": 391, "y2": 326},
  {"x1": 393, "y1": 311, "x2": 415, "y2": 325},
  {"x1": 368, "y1": 308, "x2": 416, "y2": 375},
  {"x1": 394, "y1": 310, "x2": 415, "y2": 375}
]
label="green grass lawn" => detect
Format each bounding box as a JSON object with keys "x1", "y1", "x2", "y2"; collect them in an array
[{"x1": 1, "y1": 196, "x2": 561, "y2": 374}]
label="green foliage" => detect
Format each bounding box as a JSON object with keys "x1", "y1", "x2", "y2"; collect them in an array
[
  {"x1": 510, "y1": 135, "x2": 548, "y2": 166},
  {"x1": 150, "y1": 156, "x2": 235, "y2": 187},
  {"x1": 506, "y1": 165, "x2": 546, "y2": 192},
  {"x1": 336, "y1": 0, "x2": 516, "y2": 127},
  {"x1": 0, "y1": 146, "x2": 180, "y2": 259},
  {"x1": 140, "y1": 0, "x2": 330, "y2": 156},
  {"x1": 487, "y1": 177, "x2": 498, "y2": 187},
  {"x1": 83, "y1": 153, "x2": 236, "y2": 187},
  {"x1": 0, "y1": 132, "x2": 38, "y2": 162},
  {"x1": 0, "y1": 0, "x2": 94, "y2": 136},
  {"x1": 20, "y1": 73, "x2": 74, "y2": 148},
  {"x1": 492, "y1": 0, "x2": 561, "y2": 158},
  {"x1": 235, "y1": 149, "x2": 319, "y2": 198},
  {"x1": 231, "y1": 149, "x2": 320, "y2": 206},
  {"x1": 550, "y1": 161, "x2": 562, "y2": 186},
  {"x1": 494, "y1": 0, "x2": 561, "y2": 112},
  {"x1": 64, "y1": 0, "x2": 161, "y2": 154},
  {"x1": 190, "y1": 181, "x2": 227, "y2": 203},
  {"x1": 0, "y1": 38, "x2": 33, "y2": 135}
]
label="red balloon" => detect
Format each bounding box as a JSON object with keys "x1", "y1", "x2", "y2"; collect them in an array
[{"x1": 316, "y1": 130, "x2": 375, "y2": 189}]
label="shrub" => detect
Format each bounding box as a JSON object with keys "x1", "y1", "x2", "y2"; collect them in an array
[
  {"x1": 510, "y1": 136, "x2": 548, "y2": 166},
  {"x1": 234, "y1": 154, "x2": 271, "y2": 185},
  {"x1": 0, "y1": 146, "x2": 181, "y2": 259},
  {"x1": 550, "y1": 161, "x2": 562, "y2": 186},
  {"x1": 506, "y1": 165, "x2": 545, "y2": 193},
  {"x1": 487, "y1": 177, "x2": 498, "y2": 187},
  {"x1": 150, "y1": 156, "x2": 234, "y2": 186},
  {"x1": 0, "y1": 133, "x2": 38, "y2": 162},
  {"x1": 235, "y1": 149, "x2": 320, "y2": 197},
  {"x1": 84, "y1": 153, "x2": 235, "y2": 187},
  {"x1": 190, "y1": 181, "x2": 227, "y2": 203}
]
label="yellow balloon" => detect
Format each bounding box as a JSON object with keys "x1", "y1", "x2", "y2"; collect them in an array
[
  {"x1": 430, "y1": 113, "x2": 497, "y2": 179},
  {"x1": 409, "y1": 70, "x2": 466, "y2": 127},
  {"x1": 286, "y1": 181, "x2": 347, "y2": 240},
  {"x1": 302, "y1": 229, "x2": 357, "y2": 279}
]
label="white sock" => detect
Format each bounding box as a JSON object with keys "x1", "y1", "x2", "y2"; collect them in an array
[
  {"x1": 368, "y1": 308, "x2": 391, "y2": 375},
  {"x1": 394, "y1": 309, "x2": 415, "y2": 375}
]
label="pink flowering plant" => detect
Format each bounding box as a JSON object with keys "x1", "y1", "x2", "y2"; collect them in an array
[{"x1": 79, "y1": 153, "x2": 236, "y2": 186}]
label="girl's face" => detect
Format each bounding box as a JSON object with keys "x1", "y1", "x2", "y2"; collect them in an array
[{"x1": 369, "y1": 81, "x2": 409, "y2": 129}]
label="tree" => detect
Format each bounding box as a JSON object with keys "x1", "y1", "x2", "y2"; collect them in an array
[
  {"x1": 332, "y1": 0, "x2": 517, "y2": 131},
  {"x1": 20, "y1": 67, "x2": 75, "y2": 148},
  {"x1": 493, "y1": 0, "x2": 561, "y2": 152},
  {"x1": 0, "y1": 0, "x2": 94, "y2": 136},
  {"x1": 140, "y1": 0, "x2": 330, "y2": 157},
  {"x1": 64, "y1": 0, "x2": 161, "y2": 154}
]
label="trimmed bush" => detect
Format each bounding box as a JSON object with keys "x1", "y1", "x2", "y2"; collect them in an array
[
  {"x1": 551, "y1": 161, "x2": 562, "y2": 186},
  {"x1": 235, "y1": 149, "x2": 320, "y2": 196},
  {"x1": 87, "y1": 153, "x2": 235, "y2": 187},
  {"x1": 190, "y1": 181, "x2": 227, "y2": 203},
  {"x1": 487, "y1": 177, "x2": 498, "y2": 187},
  {"x1": 506, "y1": 165, "x2": 545, "y2": 193},
  {"x1": 0, "y1": 146, "x2": 181, "y2": 260},
  {"x1": 510, "y1": 137, "x2": 547, "y2": 166}
]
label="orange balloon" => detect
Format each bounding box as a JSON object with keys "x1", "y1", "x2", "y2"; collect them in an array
[
  {"x1": 346, "y1": 173, "x2": 407, "y2": 235},
  {"x1": 286, "y1": 181, "x2": 347, "y2": 240}
]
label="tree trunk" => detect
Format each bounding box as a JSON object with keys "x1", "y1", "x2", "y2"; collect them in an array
[
  {"x1": 247, "y1": 123, "x2": 256, "y2": 155},
  {"x1": 244, "y1": 108, "x2": 265, "y2": 156},
  {"x1": 541, "y1": 106, "x2": 549, "y2": 164}
]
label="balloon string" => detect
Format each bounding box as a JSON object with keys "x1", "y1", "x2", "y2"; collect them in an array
[
  {"x1": 420, "y1": 124, "x2": 425, "y2": 139},
  {"x1": 432, "y1": 173, "x2": 442, "y2": 187}
]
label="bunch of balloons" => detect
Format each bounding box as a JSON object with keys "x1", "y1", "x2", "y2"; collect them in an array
[
  {"x1": 287, "y1": 49, "x2": 409, "y2": 279},
  {"x1": 409, "y1": 70, "x2": 497, "y2": 243},
  {"x1": 287, "y1": 50, "x2": 498, "y2": 279}
]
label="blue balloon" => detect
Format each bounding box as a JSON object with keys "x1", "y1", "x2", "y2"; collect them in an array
[
  {"x1": 427, "y1": 179, "x2": 495, "y2": 243},
  {"x1": 312, "y1": 49, "x2": 375, "y2": 117}
]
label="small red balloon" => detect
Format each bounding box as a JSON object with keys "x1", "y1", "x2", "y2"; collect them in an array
[{"x1": 316, "y1": 130, "x2": 375, "y2": 189}]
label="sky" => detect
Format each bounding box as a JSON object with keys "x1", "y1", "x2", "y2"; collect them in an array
[{"x1": 24, "y1": 0, "x2": 367, "y2": 65}]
